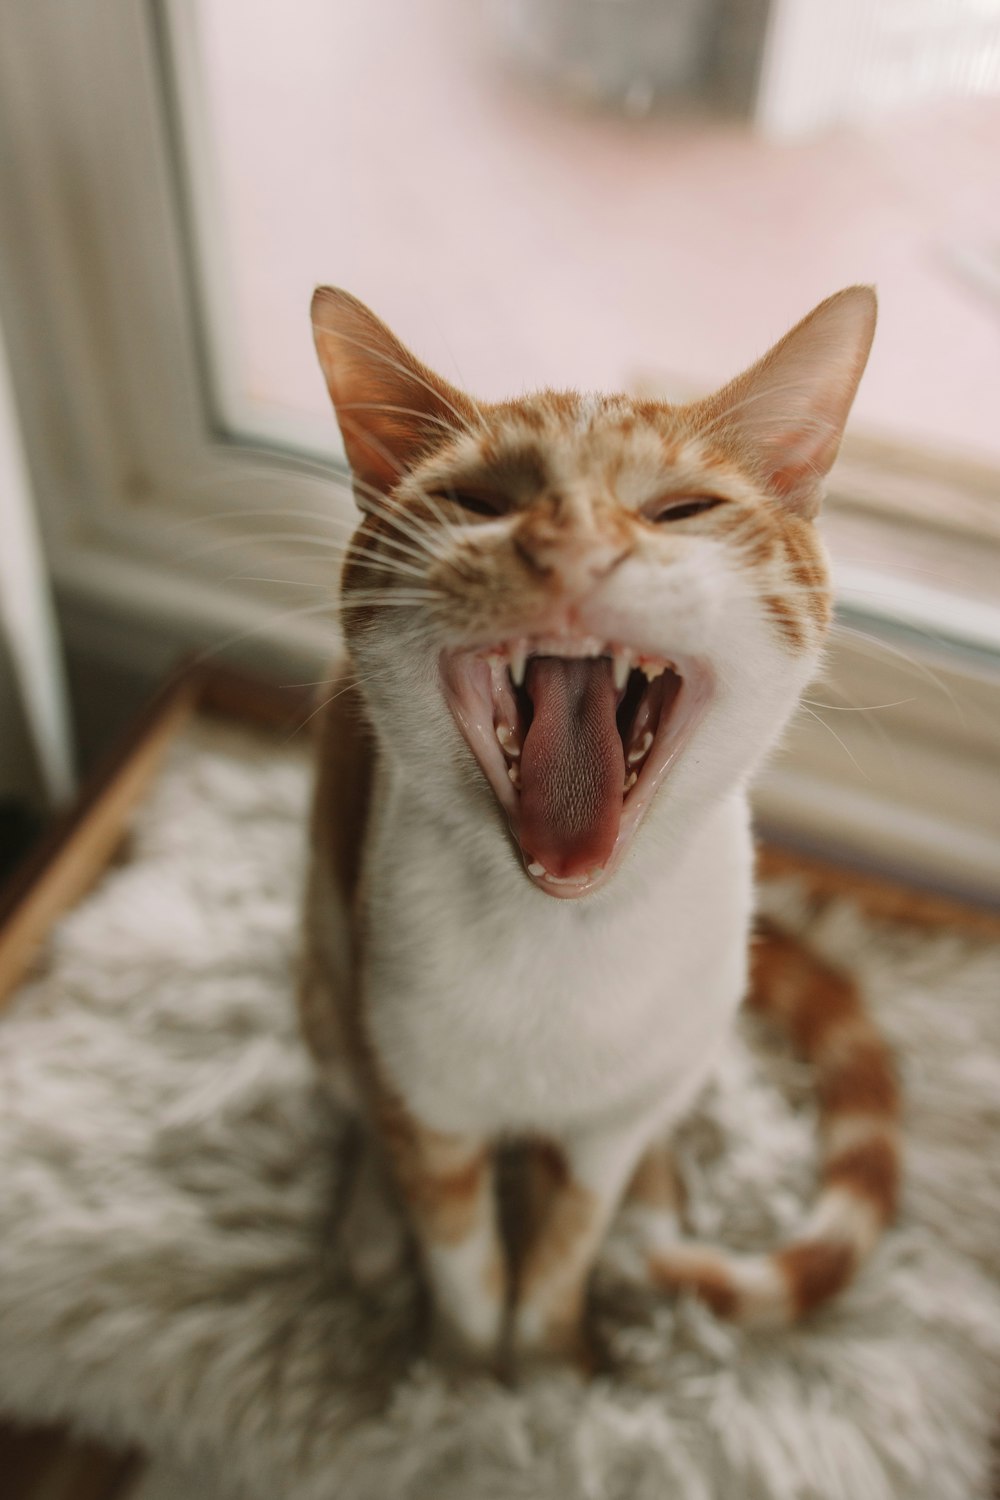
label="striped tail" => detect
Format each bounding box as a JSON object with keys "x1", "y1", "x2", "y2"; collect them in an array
[{"x1": 649, "y1": 920, "x2": 902, "y2": 1325}]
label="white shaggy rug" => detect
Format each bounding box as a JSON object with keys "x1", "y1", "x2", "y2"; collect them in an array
[{"x1": 1, "y1": 717, "x2": 999, "y2": 1500}]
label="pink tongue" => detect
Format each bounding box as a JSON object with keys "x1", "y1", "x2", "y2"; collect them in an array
[{"x1": 519, "y1": 657, "x2": 625, "y2": 878}]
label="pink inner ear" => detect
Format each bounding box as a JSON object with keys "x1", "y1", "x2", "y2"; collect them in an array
[
  {"x1": 338, "y1": 404, "x2": 422, "y2": 495},
  {"x1": 311, "y1": 286, "x2": 476, "y2": 499},
  {"x1": 766, "y1": 426, "x2": 827, "y2": 499},
  {"x1": 692, "y1": 286, "x2": 877, "y2": 518}
]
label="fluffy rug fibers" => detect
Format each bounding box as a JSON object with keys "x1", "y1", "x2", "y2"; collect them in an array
[{"x1": 1, "y1": 718, "x2": 999, "y2": 1500}]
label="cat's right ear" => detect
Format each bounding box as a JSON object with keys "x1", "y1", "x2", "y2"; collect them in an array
[
  {"x1": 690, "y1": 285, "x2": 877, "y2": 520},
  {"x1": 311, "y1": 287, "x2": 476, "y2": 508}
]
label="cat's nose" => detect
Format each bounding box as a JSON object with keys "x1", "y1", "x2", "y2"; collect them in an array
[
  {"x1": 515, "y1": 533, "x2": 633, "y2": 592},
  {"x1": 514, "y1": 502, "x2": 634, "y2": 595}
]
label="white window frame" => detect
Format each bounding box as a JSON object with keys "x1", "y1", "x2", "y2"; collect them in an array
[
  {"x1": 1, "y1": 0, "x2": 998, "y2": 899},
  {"x1": 0, "y1": 0, "x2": 350, "y2": 682}
]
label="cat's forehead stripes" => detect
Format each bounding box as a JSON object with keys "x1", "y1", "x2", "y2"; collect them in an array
[
  {"x1": 429, "y1": 440, "x2": 550, "y2": 504},
  {"x1": 329, "y1": 295, "x2": 860, "y2": 659},
  {"x1": 357, "y1": 386, "x2": 834, "y2": 662},
  {"x1": 416, "y1": 397, "x2": 767, "y2": 515}
]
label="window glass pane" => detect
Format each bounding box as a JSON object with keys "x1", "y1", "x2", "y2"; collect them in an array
[{"x1": 176, "y1": 0, "x2": 1000, "y2": 469}]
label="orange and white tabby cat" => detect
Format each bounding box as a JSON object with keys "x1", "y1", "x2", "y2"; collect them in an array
[{"x1": 299, "y1": 285, "x2": 900, "y2": 1370}]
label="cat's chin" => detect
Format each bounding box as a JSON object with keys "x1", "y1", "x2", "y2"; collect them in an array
[{"x1": 440, "y1": 640, "x2": 714, "y2": 899}]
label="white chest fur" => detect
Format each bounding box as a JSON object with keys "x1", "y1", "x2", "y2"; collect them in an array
[{"x1": 362, "y1": 776, "x2": 754, "y2": 1142}]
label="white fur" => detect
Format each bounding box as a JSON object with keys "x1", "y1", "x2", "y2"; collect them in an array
[
  {"x1": 365, "y1": 787, "x2": 752, "y2": 1138},
  {"x1": 356, "y1": 467, "x2": 817, "y2": 1146},
  {"x1": 347, "y1": 431, "x2": 821, "y2": 1346},
  {"x1": 426, "y1": 1219, "x2": 502, "y2": 1353}
]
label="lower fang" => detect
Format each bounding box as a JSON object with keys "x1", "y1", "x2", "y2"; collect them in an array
[
  {"x1": 496, "y1": 724, "x2": 521, "y2": 757},
  {"x1": 627, "y1": 730, "x2": 653, "y2": 765},
  {"x1": 527, "y1": 860, "x2": 545, "y2": 877},
  {"x1": 508, "y1": 765, "x2": 521, "y2": 787},
  {"x1": 624, "y1": 770, "x2": 638, "y2": 792}
]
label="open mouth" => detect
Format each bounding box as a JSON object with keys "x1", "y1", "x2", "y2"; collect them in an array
[{"x1": 441, "y1": 638, "x2": 712, "y2": 898}]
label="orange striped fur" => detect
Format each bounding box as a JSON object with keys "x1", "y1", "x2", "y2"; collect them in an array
[{"x1": 648, "y1": 920, "x2": 901, "y2": 1324}]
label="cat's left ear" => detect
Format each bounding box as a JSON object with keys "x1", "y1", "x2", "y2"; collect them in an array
[
  {"x1": 693, "y1": 285, "x2": 877, "y2": 519},
  {"x1": 311, "y1": 287, "x2": 477, "y2": 508}
]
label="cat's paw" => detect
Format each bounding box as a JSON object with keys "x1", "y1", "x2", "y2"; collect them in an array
[
  {"x1": 505, "y1": 1295, "x2": 604, "y2": 1380},
  {"x1": 599, "y1": 1203, "x2": 684, "y2": 1290},
  {"x1": 597, "y1": 1229, "x2": 649, "y2": 1289},
  {"x1": 504, "y1": 1319, "x2": 603, "y2": 1383},
  {"x1": 425, "y1": 1312, "x2": 504, "y2": 1378}
]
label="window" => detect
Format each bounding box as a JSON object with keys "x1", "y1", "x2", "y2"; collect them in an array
[{"x1": 1, "y1": 0, "x2": 998, "y2": 894}]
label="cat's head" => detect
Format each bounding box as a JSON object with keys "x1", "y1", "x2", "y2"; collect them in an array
[{"x1": 312, "y1": 286, "x2": 875, "y2": 899}]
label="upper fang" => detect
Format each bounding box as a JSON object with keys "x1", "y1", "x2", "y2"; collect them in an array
[
  {"x1": 612, "y1": 650, "x2": 631, "y2": 692},
  {"x1": 509, "y1": 645, "x2": 527, "y2": 687}
]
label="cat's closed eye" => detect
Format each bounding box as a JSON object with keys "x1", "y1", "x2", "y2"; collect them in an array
[
  {"x1": 645, "y1": 495, "x2": 726, "y2": 524},
  {"x1": 429, "y1": 487, "x2": 507, "y2": 519}
]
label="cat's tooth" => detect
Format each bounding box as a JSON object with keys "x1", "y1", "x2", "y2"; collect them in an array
[
  {"x1": 612, "y1": 650, "x2": 631, "y2": 693},
  {"x1": 641, "y1": 661, "x2": 665, "y2": 682},
  {"x1": 623, "y1": 770, "x2": 638, "y2": 792},
  {"x1": 627, "y1": 730, "x2": 653, "y2": 765},
  {"x1": 496, "y1": 724, "x2": 521, "y2": 758},
  {"x1": 527, "y1": 861, "x2": 546, "y2": 877},
  {"x1": 509, "y1": 645, "x2": 527, "y2": 687},
  {"x1": 507, "y1": 764, "x2": 521, "y2": 788}
]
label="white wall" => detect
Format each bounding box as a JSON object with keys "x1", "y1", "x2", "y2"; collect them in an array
[{"x1": 0, "y1": 312, "x2": 73, "y2": 809}]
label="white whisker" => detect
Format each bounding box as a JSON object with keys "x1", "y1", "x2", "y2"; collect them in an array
[
  {"x1": 226, "y1": 574, "x2": 331, "y2": 589},
  {"x1": 337, "y1": 400, "x2": 463, "y2": 434},
  {"x1": 187, "y1": 600, "x2": 340, "y2": 670},
  {"x1": 802, "y1": 696, "x2": 915, "y2": 713},
  {"x1": 312, "y1": 323, "x2": 485, "y2": 435},
  {"x1": 798, "y1": 704, "x2": 871, "y2": 782},
  {"x1": 830, "y1": 622, "x2": 967, "y2": 727}
]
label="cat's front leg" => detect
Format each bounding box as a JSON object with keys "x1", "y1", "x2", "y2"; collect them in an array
[
  {"x1": 377, "y1": 1101, "x2": 505, "y2": 1365},
  {"x1": 599, "y1": 1137, "x2": 685, "y2": 1284},
  {"x1": 511, "y1": 1123, "x2": 648, "y2": 1370}
]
